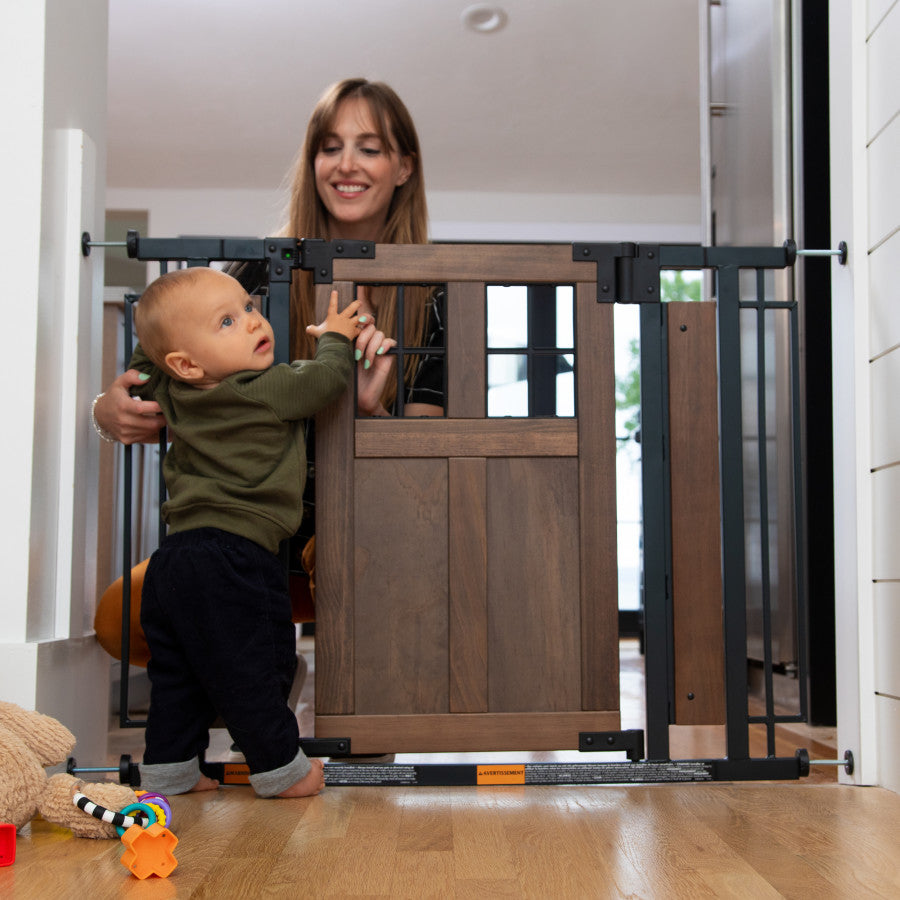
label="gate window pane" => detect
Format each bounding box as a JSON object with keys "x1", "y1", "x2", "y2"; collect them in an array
[
  {"x1": 487, "y1": 285, "x2": 528, "y2": 348},
  {"x1": 486, "y1": 284, "x2": 575, "y2": 417},
  {"x1": 488, "y1": 354, "x2": 528, "y2": 416}
]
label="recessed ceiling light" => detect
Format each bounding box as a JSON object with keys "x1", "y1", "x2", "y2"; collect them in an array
[{"x1": 462, "y1": 4, "x2": 508, "y2": 33}]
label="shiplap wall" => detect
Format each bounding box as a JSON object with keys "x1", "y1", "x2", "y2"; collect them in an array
[{"x1": 866, "y1": 0, "x2": 900, "y2": 793}]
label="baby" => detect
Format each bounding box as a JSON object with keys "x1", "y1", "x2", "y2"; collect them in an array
[{"x1": 130, "y1": 266, "x2": 361, "y2": 798}]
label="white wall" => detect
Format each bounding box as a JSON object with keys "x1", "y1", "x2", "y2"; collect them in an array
[
  {"x1": 865, "y1": 0, "x2": 900, "y2": 795},
  {"x1": 830, "y1": 0, "x2": 900, "y2": 792},
  {"x1": 105, "y1": 186, "x2": 703, "y2": 249},
  {"x1": 0, "y1": 0, "x2": 110, "y2": 762}
]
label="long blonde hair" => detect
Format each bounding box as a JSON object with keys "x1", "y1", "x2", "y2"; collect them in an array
[{"x1": 285, "y1": 79, "x2": 431, "y2": 404}]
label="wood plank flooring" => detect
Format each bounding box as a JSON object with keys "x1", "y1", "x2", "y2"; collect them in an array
[{"x1": 5, "y1": 640, "x2": 898, "y2": 899}]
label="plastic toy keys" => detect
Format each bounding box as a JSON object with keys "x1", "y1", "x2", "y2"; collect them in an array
[
  {"x1": 120, "y1": 822, "x2": 178, "y2": 879},
  {"x1": 0, "y1": 823, "x2": 15, "y2": 867}
]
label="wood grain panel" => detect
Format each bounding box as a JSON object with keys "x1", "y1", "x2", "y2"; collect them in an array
[
  {"x1": 315, "y1": 710, "x2": 620, "y2": 753},
  {"x1": 449, "y1": 457, "x2": 488, "y2": 713},
  {"x1": 332, "y1": 243, "x2": 596, "y2": 284},
  {"x1": 576, "y1": 285, "x2": 620, "y2": 710},
  {"x1": 313, "y1": 281, "x2": 359, "y2": 715},
  {"x1": 353, "y1": 458, "x2": 449, "y2": 715},
  {"x1": 486, "y1": 457, "x2": 582, "y2": 713},
  {"x1": 356, "y1": 418, "x2": 577, "y2": 457},
  {"x1": 668, "y1": 302, "x2": 726, "y2": 725},
  {"x1": 446, "y1": 281, "x2": 486, "y2": 418}
]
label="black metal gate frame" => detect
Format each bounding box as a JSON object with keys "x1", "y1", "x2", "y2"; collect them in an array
[{"x1": 104, "y1": 232, "x2": 813, "y2": 786}]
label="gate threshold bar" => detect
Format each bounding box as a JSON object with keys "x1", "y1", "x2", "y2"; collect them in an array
[{"x1": 200, "y1": 755, "x2": 814, "y2": 787}]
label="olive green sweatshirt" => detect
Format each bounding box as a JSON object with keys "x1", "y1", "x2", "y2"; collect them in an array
[{"x1": 131, "y1": 333, "x2": 352, "y2": 554}]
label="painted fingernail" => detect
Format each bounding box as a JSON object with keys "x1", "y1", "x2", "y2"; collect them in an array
[
  {"x1": 359, "y1": 315, "x2": 368, "y2": 324},
  {"x1": 354, "y1": 349, "x2": 362, "y2": 361},
  {"x1": 376, "y1": 347, "x2": 385, "y2": 355},
  {"x1": 138, "y1": 373, "x2": 150, "y2": 381},
  {"x1": 364, "y1": 359, "x2": 371, "y2": 370}
]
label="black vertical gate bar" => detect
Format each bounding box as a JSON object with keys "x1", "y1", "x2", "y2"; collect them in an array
[
  {"x1": 790, "y1": 297, "x2": 810, "y2": 722},
  {"x1": 119, "y1": 297, "x2": 139, "y2": 727},
  {"x1": 753, "y1": 268, "x2": 777, "y2": 757},
  {"x1": 155, "y1": 263, "x2": 172, "y2": 546},
  {"x1": 268, "y1": 268, "x2": 292, "y2": 589},
  {"x1": 530, "y1": 284, "x2": 559, "y2": 416},
  {"x1": 264, "y1": 250, "x2": 292, "y2": 366},
  {"x1": 119, "y1": 301, "x2": 133, "y2": 727},
  {"x1": 717, "y1": 263, "x2": 751, "y2": 760},
  {"x1": 639, "y1": 302, "x2": 673, "y2": 760},
  {"x1": 395, "y1": 284, "x2": 406, "y2": 416}
]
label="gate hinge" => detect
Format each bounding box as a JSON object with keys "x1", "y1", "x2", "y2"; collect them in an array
[
  {"x1": 300, "y1": 238, "x2": 377, "y2": 284},
  {"x1": 579, "y1": 729, "x2": 645, "y2": 762},
  {"x1": 573, "y1": 242, "x2": 661, "y2": 304}
]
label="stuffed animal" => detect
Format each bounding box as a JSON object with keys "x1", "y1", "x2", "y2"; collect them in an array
[{"x1": 0, "y1": 700, "x2": 137, "y2": 838}]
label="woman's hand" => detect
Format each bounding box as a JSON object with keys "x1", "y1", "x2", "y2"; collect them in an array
[
  {"x1": 354, "y1": 317, "x2": 397, "y2": 417},
  {"x1": 94, "y1": 370, "x2": 166, "y2": 444}
]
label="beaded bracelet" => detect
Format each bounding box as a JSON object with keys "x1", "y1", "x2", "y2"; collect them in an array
[{"x1": 91, "y1": 393, "x2": 116, "y2": 443}]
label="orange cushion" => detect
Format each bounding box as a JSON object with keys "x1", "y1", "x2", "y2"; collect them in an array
[{"x1": 94, "y1": 558, "x2": 152, "y2": 667}]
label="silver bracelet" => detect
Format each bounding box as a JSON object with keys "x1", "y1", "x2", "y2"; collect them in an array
[{"x1": 91, "y1": 393, "x2": 116, "y2": 443}]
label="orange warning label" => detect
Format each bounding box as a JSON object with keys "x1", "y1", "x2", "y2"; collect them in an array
[
  {"x1": 476, "y1": 765, "x2": 526, "y2": 785},
  {"x1": 222, "y1": 764, "x2": 251, "y2": 784}
]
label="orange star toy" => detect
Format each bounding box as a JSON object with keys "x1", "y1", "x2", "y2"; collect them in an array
[{"x1": 120, "y1": 822, "x2": 178, "y2": 879}]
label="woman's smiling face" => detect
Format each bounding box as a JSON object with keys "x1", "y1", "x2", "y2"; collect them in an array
[{"x1": 314, "y1": 96, "x2": 412, "y2": 241}]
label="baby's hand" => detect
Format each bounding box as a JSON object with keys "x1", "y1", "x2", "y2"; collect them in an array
[{"x1": 306, "y1": 290, "x2": 362, "y2": 341}]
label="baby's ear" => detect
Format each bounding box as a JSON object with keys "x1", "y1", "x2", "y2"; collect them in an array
[{"x1": 164, "y1": 350, "x2": 204, "y2": 382}]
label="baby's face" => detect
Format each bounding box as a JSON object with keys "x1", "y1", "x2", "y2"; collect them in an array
[{"x1": 178, "y1": 273, "x2": 275, "y2": 384}]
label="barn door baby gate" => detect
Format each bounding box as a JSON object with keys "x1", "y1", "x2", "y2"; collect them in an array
[{"x1": 96, "y1": 232, "x2": 827, "y2": 784}]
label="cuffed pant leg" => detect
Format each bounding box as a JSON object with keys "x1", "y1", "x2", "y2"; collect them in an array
[
  {"x1": 139, "y1": 757, "x2": 204, "y2": 795},
  {"x1": 249, "y1": 746, "x2": 313, "y2": 798}
]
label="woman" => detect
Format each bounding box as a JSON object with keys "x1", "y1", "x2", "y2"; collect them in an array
[
  {"x1": 93, "y1": 78, "x2": 442, "y2": 439},
  {"x1": 95, "y1": 81, "x2": 442, "y2": 763}
]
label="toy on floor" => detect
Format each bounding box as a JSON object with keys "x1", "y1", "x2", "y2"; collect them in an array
[
  {"x1": 0, "y1": 822, "x2": 15, "y2": 866},
  {"x1": 0, "y1": 700, "x2": 137, "y2": 838},
  {"x1": 73, "y1": 791, "x2": 178, "y2": 879}
]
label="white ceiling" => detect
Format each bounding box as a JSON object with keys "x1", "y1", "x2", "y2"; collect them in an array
[{"x1": 106, "y1": 0, "x2": 702, "y2": 200}]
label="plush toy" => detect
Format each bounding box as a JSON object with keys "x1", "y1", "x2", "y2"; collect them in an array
[{"x1": 0, "y1": 700, "x2": 137, "y2": 838}]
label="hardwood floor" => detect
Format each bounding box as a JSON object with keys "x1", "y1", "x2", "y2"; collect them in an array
[{"x1": 5, "y1": 640, "x2": 899, "y2": 899}]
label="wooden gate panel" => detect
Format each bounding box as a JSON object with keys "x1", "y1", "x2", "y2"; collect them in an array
[
  {"x1": 449, "y1": 456, "x2": 488, "y2": 713},
  {"x1": 667, "y1": 301, "x2": 726, "y2": 724},
  {"x1": 354, "y1": 458, "x2": 449, "y2": 715},
  {"x1": 313, "y1": 279, "x2": 358, "y2": 716},
  {"x1": 575, "y1": 286, "x2": 620, "y2": 711},
  {"x1": 314, "y1": 252, "x2": 622, "y2": 753},
  {"x1": 486, "y1": 457, "x2": 582, "y2": 712}
]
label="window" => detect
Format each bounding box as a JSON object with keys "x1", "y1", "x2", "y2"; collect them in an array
[{"x1": 486, "y1": 284, "x2": 575, "y2": 417}]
